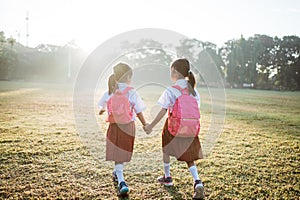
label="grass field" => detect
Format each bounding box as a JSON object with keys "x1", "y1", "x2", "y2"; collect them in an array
[{"x1": 0, "y1": 81, "x2": 299, "y2": 199}]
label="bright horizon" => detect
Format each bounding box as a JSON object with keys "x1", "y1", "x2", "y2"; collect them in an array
[{"x1": 1, "y1": 0, "x2": 300, "y2": 53}]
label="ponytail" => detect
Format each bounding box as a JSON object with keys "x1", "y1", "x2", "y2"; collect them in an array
[
  {"x1": 108, "y1": 74, "x2": 117, "y2": 95},
  {"x1": 171, "y1": 58, "x2": 196, "y2": 96},
  {"x1": 188, "y1": 71, "x2": 196, "y2": 96}
]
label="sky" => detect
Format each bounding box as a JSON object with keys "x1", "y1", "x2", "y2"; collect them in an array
[{"x1": 1, "y1": 0, "x2": 300, "y2": 52}]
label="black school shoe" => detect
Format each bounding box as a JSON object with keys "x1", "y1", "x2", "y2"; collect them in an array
[{"x1": 193, "y1": 179, "x2": 205, "y2": 199}]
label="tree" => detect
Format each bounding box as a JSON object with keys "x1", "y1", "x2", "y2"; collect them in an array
[
  {"x1": 223, "y1": 35, "x2": 271, "y2": 88},
  {"x1": 273, "y1": 36, "x2": 300, "y2": 90},
  {"x1": 118, "y1": 39, "x2": 174, "y2": 85},
  {"x1": 0, "y1": 31, "x2": 17, "y2": 80},
  {"x1": 255, "y1": 35, "x2": 275, "y2": 89},
  {"x1": 176, "y1": 38, "x2": 225, "y2": 87}
]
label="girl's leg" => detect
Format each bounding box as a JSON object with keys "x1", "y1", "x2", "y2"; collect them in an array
[
  {"x1": 187, "y1": 161, "x2": 205, "y2": 199},
  {"x1": 115, "y1": 162, "x2": 129, "y2": 195},
  {"x1": 115, "y1": 162, "x2": 125, "y2": 184},
  {"x1": 186, "y1": 161, "x2": 200, "y2": 181},
  {"x1": 157, "y1": 153, "x2": 173, "y2": 186},
  {"x1": 163, "y1": 153, "x2": 171, "y2": 177},
  {"x1": 163, "y1": 152, "x2": 170, "y2": 163}
]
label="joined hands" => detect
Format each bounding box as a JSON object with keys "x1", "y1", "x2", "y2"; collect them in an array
[{"x1": 143, "y1": 124, "x2": 152, "y2": 135}]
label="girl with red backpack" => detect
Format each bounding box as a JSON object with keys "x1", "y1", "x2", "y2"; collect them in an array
[
  {"x1": 98, "y1": 62, "x2": 147, "y2": 196},
  {"x1": 144, "y1": 58, "x2": 205, "y2": 199}
]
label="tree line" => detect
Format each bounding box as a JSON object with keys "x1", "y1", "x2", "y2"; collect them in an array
[
  {"x1": 117, "y1": 35, "x2": 299, "y2": 90},
  {"x1": 0, "y1": 31, "x2": 299, "y2": 90},
  {"x1": 0, "y1": 31, "x2": 85, "y2": 83},
  {"x1": 220, "y1": 35, "x2": 300, "y2": 90}
]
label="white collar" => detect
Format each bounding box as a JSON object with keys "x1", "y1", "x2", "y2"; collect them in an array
[
  {"x1": 174, "y1": 79, "x2": 188, "y2": 87},
  {"x1": 118, "y1": 82, "x2": 128, "y2": 91}
]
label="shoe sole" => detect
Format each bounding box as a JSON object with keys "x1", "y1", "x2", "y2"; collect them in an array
[
  {"x1": 193, "y1": 185, "x2": 204, "y2": 199},
  {"x1": 157, "y1": 180, "x2": 173, "y2": 187}
]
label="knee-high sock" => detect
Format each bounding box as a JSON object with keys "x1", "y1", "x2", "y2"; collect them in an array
[
  {"x1": 164, "y1": 162, "x2": 171, "y2": 177},
  {"x1": 115, "y1": 163, "x2": 125, "y2": 184},
  {"x1": 189, "y1": 165, "x2": 200, "y2": 181}
]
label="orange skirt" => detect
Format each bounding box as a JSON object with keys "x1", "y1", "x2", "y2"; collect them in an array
[
  {"x1": 106, "y1": 122, "x2": 135, "y2": 163},
  {"x1": 162, "y1": 119, "x2": 203, "y2": 162}
]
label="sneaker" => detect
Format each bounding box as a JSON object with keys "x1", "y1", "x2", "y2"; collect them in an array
[
  {"x1": 118, "y1": 181, "x2": 129, "y2": 196},
  {"x1": 112, "y1": 171, "x2": 118, "y2": 182},
  {"x1": 157, "y1": 175, "x2": 173, "y2": 186},
  {"x1": 193, "y1": 179, "x2": 205, "y2": 199}
]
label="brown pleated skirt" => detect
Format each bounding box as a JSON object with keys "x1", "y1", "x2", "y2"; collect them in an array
[
  {"x1": 162, "y1": 119, "x2": 203, "y2": 162},
  {"x1": 106, "y1": 122, "x2": 135, "y2": 163}
]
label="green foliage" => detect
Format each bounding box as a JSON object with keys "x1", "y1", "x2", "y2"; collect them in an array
[
  {"x1": 177, "y1": 39, "x2": 225, "y2": 86},
  {"x1": 272, "y1": 36, "x2": 300, "y2": 90},
  {"x1": 120, "y1": 39, "x2": 173, "y2": 67},
  {"x1": 0, "y1": 30, "x2": 85, "y2": 82},
  {"x1": 118, "y1": 39, "x2": 174, "y2": 85},
  {"x1": 222, "y1": 35, "x2": 300, "y2": 90},
  {"x1": 0, "y1": 31, "x2": 17, "y2": 80}
]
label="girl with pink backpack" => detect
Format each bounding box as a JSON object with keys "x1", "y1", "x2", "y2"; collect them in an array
[
  {"x1": 144, "y1": 58, "x2": 204, "y2": 199},
  {"x1": 98, "y1": 62, "x2": 147, "y2": 196}
]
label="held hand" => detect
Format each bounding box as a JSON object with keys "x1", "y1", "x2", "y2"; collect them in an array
[{"x1": 143, "y1": 124, "x2": 152, "y2": 135}]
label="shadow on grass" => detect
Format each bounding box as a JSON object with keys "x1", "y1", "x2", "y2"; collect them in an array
[
  {"x1": 118, "y1": 195, "x2": 130, "y2": 200},
  {"x1": 164, "y1": 185, "x2": 186, "y2": 200}
]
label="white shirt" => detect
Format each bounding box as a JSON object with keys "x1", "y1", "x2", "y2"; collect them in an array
[
  {"x1": 98, "y1": 83, "x2": 146, "y2": 121},
  {"x1": 97, "y1": 92, "x2": 110, "y2": 111},
  {"x1": 157, "y1": 79, "x2": 200, "y2": 112}
]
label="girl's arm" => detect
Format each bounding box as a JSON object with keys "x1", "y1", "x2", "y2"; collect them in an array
[
  {"x1": 98, "y1": 92, "x2": 110, "y2": 115},
  {"x1": 137, "y1": 112, "x2": 147, "y2": 126},
  {"x1": 145, "y1": 108, "x2": 167, "y2": 132}
]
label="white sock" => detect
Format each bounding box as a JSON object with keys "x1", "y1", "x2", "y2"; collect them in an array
[
  {"x1": 115, "y1": 163, "x2": 125, "y2": 184},
  {"x1": 189, "y1": 165, "x2": 200, "y2": 182},
  {"x1": 164, "y1": 162, "x2": 171, "y2": 177}
]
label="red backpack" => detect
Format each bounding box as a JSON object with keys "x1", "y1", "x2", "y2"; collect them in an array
[
  {"x1": 168, "y1": 85, "x2": 200, "y2": 137},
  {"x1": 107, "y1": 87, "x2": 133, "y2": 124}
]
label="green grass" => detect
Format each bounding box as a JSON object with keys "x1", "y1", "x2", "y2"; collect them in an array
[{"x1": 0, "y1": 81, "x2": 299, "y2": 199}]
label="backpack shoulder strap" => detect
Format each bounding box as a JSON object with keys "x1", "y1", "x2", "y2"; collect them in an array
[
  {"x1": 114, "y1": 87, "x2": 133, "y2": 95},
  {"x1": 172, "y1": 85, "x2": 188, "y2": 95},
  {"x1": 121, "y1": 86, "x2": 134, "y2": 94},
  {"x1": 172, "y1": 85, "x2": 182, "y2": 91}
]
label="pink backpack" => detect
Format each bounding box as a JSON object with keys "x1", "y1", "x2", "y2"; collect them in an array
[
  {"x1": 168, "y1": 85, "x2": 200, "y2": 137},
  {"x1": 107, "y1": 87, "x2": 133, "y2": 124}
]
